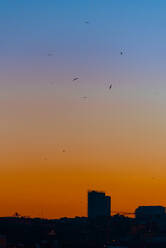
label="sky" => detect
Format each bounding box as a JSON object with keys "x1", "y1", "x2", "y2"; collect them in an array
[{"x1": 1, "y1": 0, "x2": 166, "y2": 218}]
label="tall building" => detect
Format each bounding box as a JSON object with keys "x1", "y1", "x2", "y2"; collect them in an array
[{"x1": 88, "y1": 191, "x2": 111, "y2": 218}]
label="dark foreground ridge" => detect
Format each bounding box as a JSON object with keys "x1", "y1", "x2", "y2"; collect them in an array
[{"x1": 1, "y1": 213, "x2": 166, "y2": 248}]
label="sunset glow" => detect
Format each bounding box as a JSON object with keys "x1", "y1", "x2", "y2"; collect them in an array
[{"x1": 1, "y1": 0, "x2": 166, "y2": 218}]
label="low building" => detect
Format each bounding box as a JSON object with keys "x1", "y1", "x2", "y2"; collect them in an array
[{"x1": 135, "y1": 206, "x2": 166, "y2": 221}]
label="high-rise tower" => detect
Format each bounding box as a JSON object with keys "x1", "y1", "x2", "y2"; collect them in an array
[{"x1": 88, "y1": 191, "x2": 111, "y2": 218}]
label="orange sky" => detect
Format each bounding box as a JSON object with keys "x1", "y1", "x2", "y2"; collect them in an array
[
  {"x1": 1, "y1": 83, "x2": 166, "y2": 218},
  {"x1": 1, "y1": 0, "x2": 166, "y2": 219}
]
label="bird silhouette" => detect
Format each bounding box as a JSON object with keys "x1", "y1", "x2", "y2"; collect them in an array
[
  {"x1": 48, "y1": 53, "x2": 54, "y2": 56},
  {"x1": 50, "y1": 81, "x2": 55, "y2": 86},
  {"x1": 72, "y1": 77, "x2": 79, "y2": 81},
  {"x1": 48, "y1": 50, "x2": 56, "y2": 56},
  {"x1": 80, "y1": 96, "x2": 88, "y2": 100}
]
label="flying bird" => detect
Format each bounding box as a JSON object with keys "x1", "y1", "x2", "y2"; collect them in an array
[
  {"x1": 50, "y1": 81, "x2": 55, "y2": 86},
  {"x1": 109, "y1": 84, "x2": 112, "y2": 90},
  {"x1": 72, "y1": 77, "x2": 79, "y2": 81},
  {"x1": 80, "y1": 96, "x2": 88, "y2": 100},
  {"x1": 48, "y1": 50, "x2": 56, "y2": 56},
  {"x1": 48, "y1": 53, "x2": 54, "y2": 56}
]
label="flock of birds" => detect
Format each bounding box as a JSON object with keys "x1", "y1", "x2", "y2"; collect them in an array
[
  {"x1": 44, "y1": 20, "x2": 124, "y2": 157},
  {"x1": 48, "y1": 54, "x2": 123, "y2": 101},
  {"x1": 47, "y1": 20, "x2": 124, "y2": 94}
]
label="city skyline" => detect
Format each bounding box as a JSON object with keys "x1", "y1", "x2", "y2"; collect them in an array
[
  {"x1": 1, "y1": 189, "x2": 166, "y2": 219},
  {"x1": 1, "y1": 0, "x2": 166, "y2": 218}
]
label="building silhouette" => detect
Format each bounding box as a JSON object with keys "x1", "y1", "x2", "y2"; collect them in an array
[
  {"x1": 0, "y1": 235, "x2": 7, "y2": 248},
  {"x1": 135, "y1": 206, "x2": 166, "y2": 220},
  {"x1": 88, "y1": 191, "x2": 111, "y2": 219}
]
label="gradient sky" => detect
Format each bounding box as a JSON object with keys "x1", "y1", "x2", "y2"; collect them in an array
[{"x1": 1, "y1": 0, "x2": 166, "y2": 218}]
